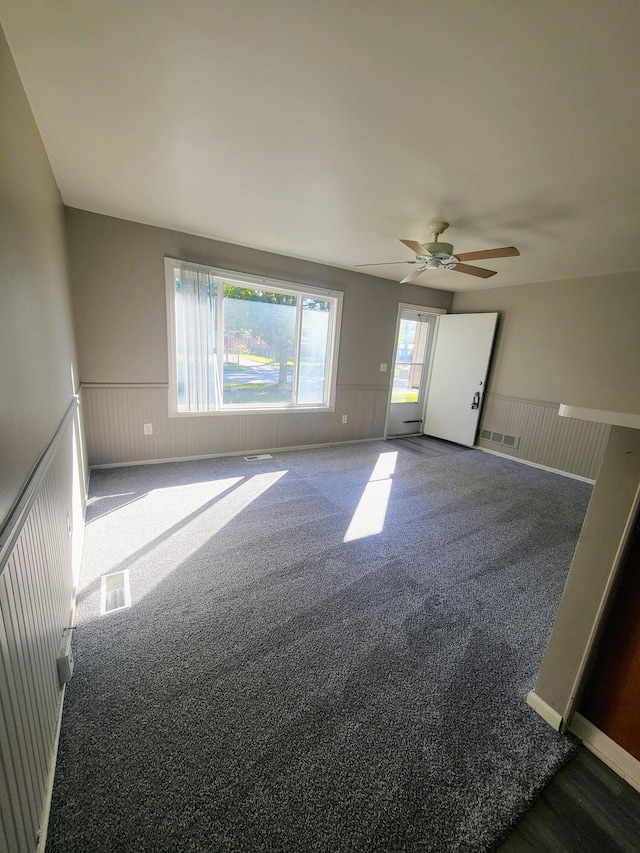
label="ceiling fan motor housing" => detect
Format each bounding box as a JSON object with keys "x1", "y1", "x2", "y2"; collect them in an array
[
  {"x1": 420, "y1": 241, "x2": 458, "y2": 269},
  {"x1": 424, "y1": 241, "x2": 454, "y2": 257}
]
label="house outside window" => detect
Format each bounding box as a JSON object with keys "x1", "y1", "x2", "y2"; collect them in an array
[{"x1": 165, "y1": 258, "x2": 342, "y2": 415}]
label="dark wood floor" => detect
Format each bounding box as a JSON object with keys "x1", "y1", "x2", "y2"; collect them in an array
[{"x1": 496, "y1": 747, "x2": 640, "y2": 852}]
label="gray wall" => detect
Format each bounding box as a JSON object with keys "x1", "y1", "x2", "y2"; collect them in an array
[
  {"x1": 66, "y1": 209, "x2": 453, "y2": 464},
  {"x1": 451, "y1": 272, "x2": 640, "y2": 478},
  {"x1": 453, "y1": 271, "x2": 640, "y2": 413},
  {"x1": 1, "y1": 24, "x2": 83, "y2": 853},
  {"x1": 0, "y1": 24, "x2": 78, "y2": 528}
]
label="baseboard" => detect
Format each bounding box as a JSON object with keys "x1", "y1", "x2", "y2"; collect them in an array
[
  {"x1": 527, "y1": 691, "x2": 563, "y2": 731},
  {"x1": 90, "y1": 437, "x2": 384, "y2": 470},
  {"x1": 570, "y1": 712, "x2": 640, "y2": 794},
  {"x1": 475, "y1": 446, "x2": 596, "y2": 484},
  {"x1": 37, "y1": 684, "x2": 66, "y2": 853}
]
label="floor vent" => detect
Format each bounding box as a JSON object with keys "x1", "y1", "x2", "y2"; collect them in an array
[
  {"x1": 481, "y1": 431, "x2": 520, "y2": 450},
  {"x1": 244, "y1": 454, "x2": 273, "y2": 461},
  {"x1": 101, "y1": 570, "x2": 131, "y2": 615}
]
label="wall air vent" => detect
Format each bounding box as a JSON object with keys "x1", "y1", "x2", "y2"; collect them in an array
[
  {"x1": 244, "y1": 454, "x2": 273, "y2": 461},
  {"x1": 481, "y1": 431, "x2": 521, "y2": 450}
]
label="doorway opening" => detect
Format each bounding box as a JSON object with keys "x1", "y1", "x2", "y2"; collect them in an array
[
  {"x1": 385, "y1": 307, "x2": 498, "y2": 447},
  {"x1": 386, "y1": 306, "x2": 440, "y2": 437}
]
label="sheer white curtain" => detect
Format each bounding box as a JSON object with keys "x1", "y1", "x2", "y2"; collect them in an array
[{"x1": 175, "y1": 263, "x2": 221, "y2": 411}]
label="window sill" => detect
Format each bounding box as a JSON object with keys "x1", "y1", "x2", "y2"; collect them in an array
[{"x1": 168, "y1": 405, "x2": 335, "y2": 418}]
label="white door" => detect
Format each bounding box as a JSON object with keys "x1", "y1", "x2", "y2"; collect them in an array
[
  {"x1": 423, "y1": 313, "x2": 498, "y2": 447},
  {"x1": 387, "y1": 309, "x2": 436, "y2": 436}
]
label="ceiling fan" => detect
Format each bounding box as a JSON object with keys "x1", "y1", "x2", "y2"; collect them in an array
[{"x1": 356, "y1": 221, "x2": 519, "y2": 283}]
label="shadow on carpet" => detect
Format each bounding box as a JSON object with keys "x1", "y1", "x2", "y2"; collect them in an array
[
  {"x1": 388, "y1": 435, "x2": 470, "y2": 459},
  {"x1": 46, "y1": 442, "x2": 590, "y2": 852}
]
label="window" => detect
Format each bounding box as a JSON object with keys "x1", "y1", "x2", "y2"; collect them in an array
[{"x1": 165, "y1": 258, "x2": 342, "y2": 415}]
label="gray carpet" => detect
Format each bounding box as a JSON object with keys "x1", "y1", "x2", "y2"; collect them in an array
[{"x1": 47, "y1": 442, "x2": 591, "y2": 852}]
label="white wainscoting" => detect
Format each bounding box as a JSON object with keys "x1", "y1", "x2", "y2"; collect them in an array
[
  {"x1": 81, "y1": 383, "x2": 390, "y2": 466},
  {"x1": 82, "y1": 385, "x2": 610, "y2": 478},
  {"x1": 0, "y1": 401, "x2": 85, "y2": 853},
  {"x1": 477, "y1": 393, "x2": 611, "y2": 480}
]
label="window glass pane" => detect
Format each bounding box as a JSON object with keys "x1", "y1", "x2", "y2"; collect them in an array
[
  {"x1": 391, "y1": 316, "x2": 428, "y2": 403},
  {"x1": 222, "y1": 288, "x2": 297, "y2": 406},
  {"x1": 391, "y1": 363, "x2": 422, "y2": 403},
  {"x1": 298, "y1": 299, "x2": 330, "y2": 404}
]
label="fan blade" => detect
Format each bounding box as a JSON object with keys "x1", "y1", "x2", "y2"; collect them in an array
[
  {"x1": 455, "y1": 246, "x2": 520, "y2": 262},
  {"x1": 400, "y1": 239, "x2": 432, "y2": 257},
  {"x1": 400, "y1": 266, "x2": 427, "y2": 284},
  {"x1": 354, "y1": 260, "x2": 418, "y2": 267},
  {"x1": 451, "y1": 263, "x2": 497, "y2": 279}
]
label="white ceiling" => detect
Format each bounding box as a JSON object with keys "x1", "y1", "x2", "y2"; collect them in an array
[{"x1": 2, "y1": 0, "x2": 640, "y2": 291}]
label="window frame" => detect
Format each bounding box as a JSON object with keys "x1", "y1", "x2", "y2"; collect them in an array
[{"x1": 165, "y1": 257, "x2": 343, "y2": 417}]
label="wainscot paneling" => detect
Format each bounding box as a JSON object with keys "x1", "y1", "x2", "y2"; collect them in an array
[
  {"x1": 81, "y1": 384, "x2": 390, "y2": 466},
  {"x1": 0, "y1": 400, "x2": 85, "y2": 853},
  {"x1": 477, "y1": 393, "x2": 611, "y2": 480}
]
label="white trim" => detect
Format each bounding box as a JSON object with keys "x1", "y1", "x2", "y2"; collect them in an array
[
  {"x1": 326, "y1": 287, "x2": 343, "y2": 413},
  {"x1": 81, "y1": 381, "x2": 384, "y2": 392},
  {"x1": 526, "y1": 691, "x2": 563, "y2": 731},
  {"x1": 89, "y1": 437, "x2": 384, "y2": 470},
  {"x1": 570, "y1": 712, "x2": 640, "y2": 795},
  {"x1": 81, "y1": 382, "x2": 169, "y2": 389},
  {"x1": 398, "y1": 304, "x2": 448, "y2": 317},
  {"x1": 475, "y1": 445, "x2": 596, "y2": 484},
  {"x1": 164, "y1": 257, "x2": 342, "y2": 299},
  {"x1": 165, "y1": 258, "x2": 180, "y2": 415},
  {"x1": 37, "y1": 684, "x2": 66, "y2": 853},
  {"x1": 559, "y1": 404, "x2": 640, "y2": 430},
  {"x1": 166, "y1": 402, "x2": 337, "y2": 417},
  {"x1": 384, "y1": 303, "x2": 446, "y2": 438}
]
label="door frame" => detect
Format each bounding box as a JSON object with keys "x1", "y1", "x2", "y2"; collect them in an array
[{"x1": 384, "y1": 303, "x2": 447, "y2": 439}]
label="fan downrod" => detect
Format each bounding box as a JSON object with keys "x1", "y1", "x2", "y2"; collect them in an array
[
  {"x1": 423, "y1": 221, "x2": 453, "y2": 257},
  {"x1": 428, "y1": 221, "x2": 449, "y2": 240}
]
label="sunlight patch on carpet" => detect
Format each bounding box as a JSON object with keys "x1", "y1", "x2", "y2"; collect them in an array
[{"x1": 344, "y1": 451, "x2": 397, "y2": 542}]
